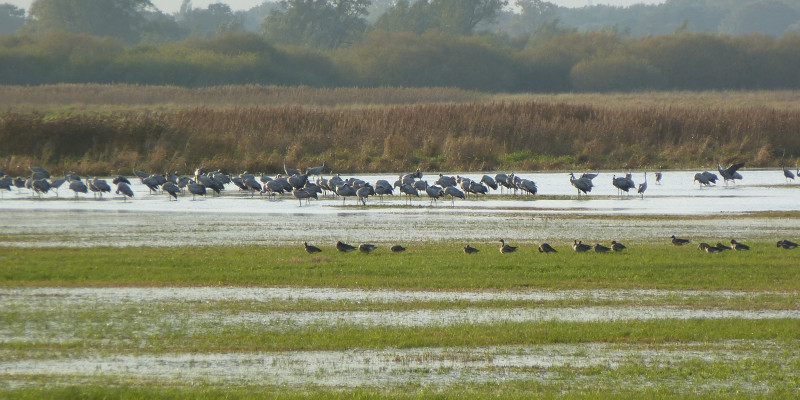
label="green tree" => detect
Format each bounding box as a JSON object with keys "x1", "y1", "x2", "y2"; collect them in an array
[
  {"x1": 718, "y1": 0, "x2": 800, "y2": 37},
  {"x1": 27, "y1": 0, "x2": 153, "y2": 44},
  {"x1": 504, "y1": 0, "x2": 557, "y2": 37},
  {"x1": 178, "y1": 1, "x2": 243, "y2": 38},
  {"x1": 262, "y1": 0, "x2": 371, "y2": 49},
  {"x1": 373, "y1": 0, "x2": 507, "y2": 35},
  {"x1": 430, "y1": 0, "x2": 508, "y2": 35},
  {"x1": 0, "y1": 3, "x2": 25, "y2": 35}
]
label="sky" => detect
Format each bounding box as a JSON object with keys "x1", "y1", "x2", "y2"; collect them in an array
[{"x1": 6, "y1": 0, "x2": 668, "y2": 15}]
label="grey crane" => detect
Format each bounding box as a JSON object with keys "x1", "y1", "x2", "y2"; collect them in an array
[
  {"x1": 231, "y1": 176, "x2": 248, "y2": 191},
  {"x1": 730, "y1": 239, "x2": 750, "y2": 251},
  {"x1": 655, "y1": 169, "x2": 662, "y2": 184},
  {"x1": 436, "y1": 174, "x2": 457, "y2": 188},
  {"x1": 293, "y1": 187, "x2": 318, "y2": 206},
  {"x1": 463, "y1": 244, "x2": 480, "y2": 254},
  {"x1": 693, "y1": 172, "x2": 712, "y2": 186},
  {"x1": 494, "y1": 173, "x2": 511, "y2": 194},
  {"x1": 133, "y1": 168, "x2": 149, "y2": 180},
  {"x1": 196, "y1": 174, "x2": 223, "y2": 195},
  {"x1": 68, "y1": 180, "x2": 88, "y2": 198},
  {"x1": 637, "y1": 172, "x2": 648, "y2": 199},
  {"x1": 162, "y1": 182, "x2": 180, "y2": 200},
  {"x1": 611, "y1": 240, "x2": 626, "y2": 251},
  {"x1": 398, "y1": 183, "x2": 419, "y2": 204},
  {"x1": 359, "y1": 243, "x2": 377, "y2": 254},
  {"x1": 516, "y1": 178, "x2": 537, "y2": 196},
  {"x1": 305, "y1": 161, "x2": 326, "y2": 177},
  {"x1": 335, "y1": 183, "x2": 357, "y2": 205},
  {"x1": 32, "y1": 179, "x2": 51, "y2": 197},
  {"x1": 263, "y1": 179, "x2": 287, "y2": 197},
  {"x1": 569, "y1": 173, "x2": 593, "y2": 198},
  {"x1": 115, "y1": 182, "x2": 134, "y2": 202},
  {"x1": 112, "y1": 176, "x2": 131, "y2": 185},
  {"x1": 0, "y1": 176, "x2": 11, "y2": 198},
  {"x1": 717, "y1": 162, "x2": 744, "y2": 184},
  {"x1": 187, "y1": 182, "x2": 206, "y2": 200},
  {"x1": 480, "y1": 175, "x2": 498, "y2": 190},
  {"x1": 30, "y1": 166, "x2": 50, "y2": 179},
  {"x1": 538, "y1": 243, "x2": 557, "y2": 253},
  {"x1": 572, "y1": 240, "x2": 591, "y2": 252},
  {"x1": 444, "y1": 186, "x2": 465, "y2": 206},
  {"x1": 304, "y1": 242, "x2": 322, "y2": 254},
  {"x1": 781, "y1": 164, "x2": 795, "y2": 182},
  {"x1": 612, "y1": 174, "x2": 635, "y2": 197},
  {"x1": 356, "y1": 183, "x2": 375, "y2": 206},
  {"x1": 284, "y1": 158, "x2": 301, "y2": 176},
  {"x1": 499, "y1": 239, "x2": 518, "y2": 254},
  {"x1": 425, "y1": 185, "x2": 445, "y2": 205},
  {"x1": 374, "y1": 180, "x2": 394, "y2": 201},
  {"x1": 777, "y1": 239, "x2": 798, "y2": 249},
  {"x1": 336, "y1": 241, "x2": 356, "y2": 252},
  {"x1": 89, "y1": 178, "x2": 111, "y2": 199},
  {"x1": 242, "y1": 174, "x2": 263, "y2": 195},
  {"x1": 670, "y1": 235, "x2": 690, "y2": 245}
]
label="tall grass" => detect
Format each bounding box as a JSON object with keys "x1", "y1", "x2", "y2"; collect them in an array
[{"x1": 2, "y1": 85, "x2": 800, "y2": 175}]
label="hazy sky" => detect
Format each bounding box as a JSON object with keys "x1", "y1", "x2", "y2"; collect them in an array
[{"x1": 7, "y1": 0, "x2": 667, "y2": 15}]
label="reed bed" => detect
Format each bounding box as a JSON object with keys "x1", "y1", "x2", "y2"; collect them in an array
[{"x1": 2, "y1": 86, "x2": 800, "y2": 175}]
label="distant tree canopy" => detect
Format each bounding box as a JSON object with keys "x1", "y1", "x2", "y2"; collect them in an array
[
  {"x1": 0, "y1": 4, "x2": 24, "y2": 35},
  {"x1": 27, "y1": 0, "x2": 153, "y2": 44},
  {"x1": 262, "y1": 0, "x2": 371, "y2": 49},
  {"x1": 1, "y1": 0, "x2": 800, "y2": 92},
  {"x1": 374, "y1": 0, "x2": 508, "y2": 35}
]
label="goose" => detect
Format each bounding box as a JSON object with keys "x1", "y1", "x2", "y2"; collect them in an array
[
  {"x1": 611, "y1": 240, "x2": 626, "y2": 251},
  {"x1": 463, "y1": 244, "x2": 480, "y2": 254},
  {"x1": 538, "y1": 243, "x2": 557, "y2": 253},
  {"x1": 715, "y1": 242, "x2": 732, "y2": 251},
  {"x1": 359, "y1": 243, "x2": 377, "y2": 253},
  {"x1": 594, "y1": 243, "x2": 611, "y2": 253},
  {"x1": 572, "y1": 240, "x2": 591, "y2": 252},
  {"x1": 671, "y1": 235, "x2": 690, "y2": 245},
  {"x1": 336, "y1": 241, "x2": 356, "y2": 252},
  {"x1": 499, "y1": 239, "x2": 518, "y2": 254},
  {"x1": 698, "y1": 243, "x2": 721, "y2": 253},
  {"x1": 304, "y1": 242, "x2": 322, "y2": 254},
  {"x1": 730, "y1": 239, "x2": 750, "y2": 250},
  {"x1": 390, "y1": 245, "x2": 406, "y2": 252},
  {"x1": 777, "y1": 240, "x2": 798, "y2": 249}
]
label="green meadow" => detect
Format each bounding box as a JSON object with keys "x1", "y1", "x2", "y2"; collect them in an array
[{"x1": 2, "y1": 241, "x2": 798, "y2": 291}]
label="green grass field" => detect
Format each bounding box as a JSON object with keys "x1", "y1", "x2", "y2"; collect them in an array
[{"x1": 2, "y1": 242, "x2": 798, "y2": 291}]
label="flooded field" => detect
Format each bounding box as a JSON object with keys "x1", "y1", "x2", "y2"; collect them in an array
[
  {"x1": 2, "y1": 170, "x2": 800, "y2": 247},
  {"x1": 1, "y1": 287, "x2": 798, "y2": 393},
  {"x1": 2, "y1": 169, "x2": 799, "y2": 396}
]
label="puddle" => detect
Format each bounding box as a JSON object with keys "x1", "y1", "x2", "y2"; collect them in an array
[{"x1": 2, "y1": 341, "x2": 797, "y2": 390}]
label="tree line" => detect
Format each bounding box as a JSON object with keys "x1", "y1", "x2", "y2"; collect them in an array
[{"x1": 0, "y1": 0, "x2": 799, "y2": 92}]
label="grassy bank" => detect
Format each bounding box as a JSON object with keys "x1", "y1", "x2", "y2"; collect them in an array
[
  {"x1": 2, "y1": 86, "x2": 800, "y2": 175},
  {"x1": 2, "y1": 242, "x2": 798, "y2": 290}
]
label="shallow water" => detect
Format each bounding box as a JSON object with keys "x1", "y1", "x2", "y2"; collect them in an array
[{"x1": 1, "y1": 170, "x2": 799, "y2": 247}]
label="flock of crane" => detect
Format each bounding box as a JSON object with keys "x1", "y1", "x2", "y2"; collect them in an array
[
  {"x1": 0, "y1": 160, "x2": 795, "y2": 205},
  {"x1": 300, "y1": 235, "x2": 798, "y2": 256}
]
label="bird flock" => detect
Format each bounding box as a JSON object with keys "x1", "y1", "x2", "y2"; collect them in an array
[
  {"x1": 300, "y1": 235, "x2": 798, "y2": 255},
  {"x1": 0, "y1": 160, "x2": 797, "y2": 205}
]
